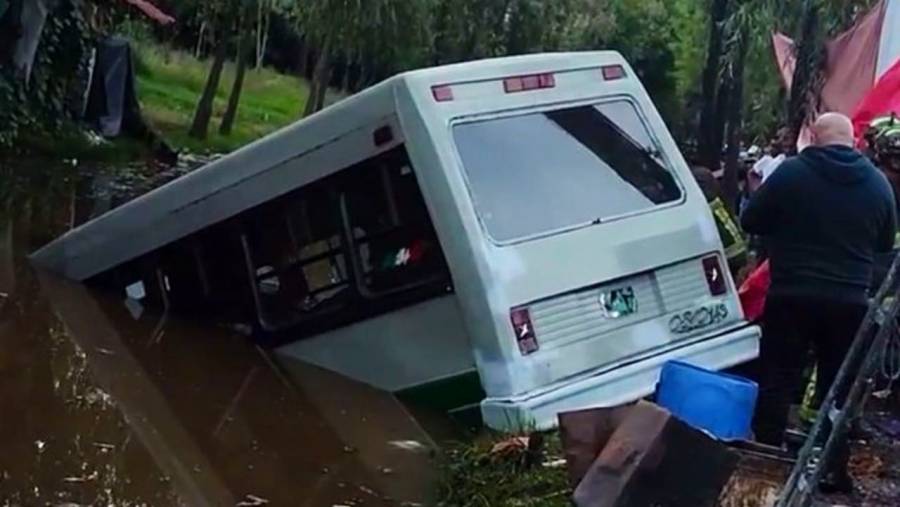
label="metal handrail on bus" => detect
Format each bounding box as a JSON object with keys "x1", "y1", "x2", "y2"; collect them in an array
[{"x1": 777, "y1": 253, "x2": 900, "y2": 506}]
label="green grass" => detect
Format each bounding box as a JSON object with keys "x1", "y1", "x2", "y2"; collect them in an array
[
  {"x1": 437, "y1": 432, "x2": 570, "y2": 506},
  {"x1": 134, "y1": 43, "x2": 309, "y2": 154}
]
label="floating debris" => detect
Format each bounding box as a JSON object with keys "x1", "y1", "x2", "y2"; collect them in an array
[
  {"x1": 62, "y1": 471, "x2": 98, "y2": 483},
  {"x1": 236, "y1": 494, "x2": 269, "y2": 506},
  {"x1": 358, "y1": 485, "x2": 378, "y2": 497},
  {"x1": 92, "y1": 442, "x2": 115, "y2": 452},
  {"x1": 388, "y1": 440, "x2": 429, "y2": 453}
]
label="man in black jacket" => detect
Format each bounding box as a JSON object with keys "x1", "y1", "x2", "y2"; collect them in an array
[{"x1": 742, "y1": 113, "x2": 896, "y2": 491}]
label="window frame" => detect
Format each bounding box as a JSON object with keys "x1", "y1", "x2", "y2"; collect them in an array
[
  {"x1": 236, "y1": 144, "x2": 453, "y2": 336},
  {"x1": 337, "y1": 152, "x2": 449, "y2": 300},
  {"x1": 448, "y1": 94, "x2": 687, "y2": 247}
]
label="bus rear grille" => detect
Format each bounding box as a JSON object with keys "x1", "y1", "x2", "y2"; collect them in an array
[{"x1": 529, "y1": 259, "x2": 712, "y2": 350}]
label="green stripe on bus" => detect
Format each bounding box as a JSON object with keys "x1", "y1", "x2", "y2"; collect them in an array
[{"x1": 395, "y1": 370, "x2": 485, "y2": 413}]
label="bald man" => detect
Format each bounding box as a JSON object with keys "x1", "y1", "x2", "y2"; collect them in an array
[{"x1": 742, "y1": 112, "x2": 896, "y2": 492}]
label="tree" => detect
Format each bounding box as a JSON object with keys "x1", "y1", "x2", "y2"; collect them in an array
[
  {"x1": 255, "y1": 0, "x2": 271, "y2": 69},
  {"x1": 295, "y1": 0, "x2": 431, "y2": 117},
  {"x1": 189, "y1": 1, "x2": 238, "y2": 139},
  {"x1": 302, "y1": 39, "x2": 331, "y2": 116},
  {"x1": 785, "y1": 0, "x2": 821, "y2": 149},
  {"x1": 188, "y1": 30, "x2": 228, "y2": 139},
  {"x1": 220, "y1": 30, "x2": 249, "y2": 135},
  {"x1": 721, "y1": 5, "x2": 752, "y2": 211},
  {"x1": 698, "y1": 0, "x2": 731, "y2": 172}
]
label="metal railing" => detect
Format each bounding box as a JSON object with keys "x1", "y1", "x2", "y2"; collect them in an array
[{"x1": 777, "y1": 253, "x2": 900, "y2": 506}]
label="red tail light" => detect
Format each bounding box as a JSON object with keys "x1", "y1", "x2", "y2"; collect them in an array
[
  {"x1": 602, "y1": 65, "x2": 626, "y2": 81},
  {"x1": 703, "y1": 256, "x2": 728, "y2": 296},
  {"x1": 431, "y1": 84, "x2": 454, "y2": 102},
  {"x1": 510, "y1": 307, "x2": 539, "y2": 356},
  {"x1": 503, "y1": 73, "x2": 556, "y2": 94}
]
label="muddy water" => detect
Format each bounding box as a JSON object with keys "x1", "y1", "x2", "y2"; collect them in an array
[{"x1": 0, "y1": 162, "x2": 437, "y2": 506}]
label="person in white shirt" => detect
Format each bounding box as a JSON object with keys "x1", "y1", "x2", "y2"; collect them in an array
[{"x1": 751, "y1": 127, "x2": 794, "y2": 184}]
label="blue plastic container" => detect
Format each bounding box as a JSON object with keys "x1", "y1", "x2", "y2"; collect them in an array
[{"x1": 656, "y1": 360, "x2": 758, "y2": 441}]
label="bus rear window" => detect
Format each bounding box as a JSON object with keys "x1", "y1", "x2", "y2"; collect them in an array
[{"x1": 452, "y1": 101, "x2": 682, "y2": 242}]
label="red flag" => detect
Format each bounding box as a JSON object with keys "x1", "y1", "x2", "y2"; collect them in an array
[{"x1": 852, "y1": 57, "x2": 900, "y2": 141}]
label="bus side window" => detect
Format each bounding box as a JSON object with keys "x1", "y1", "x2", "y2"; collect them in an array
[
  {"x1": 155, "y1": 239, "x2": 209, "y2": 312},
  {"x1": 240, "y1": 184, "x2": 353, "y2": 331},
  {"x1": 342, "y1": 147, "x2": 449, "y2": 297}
]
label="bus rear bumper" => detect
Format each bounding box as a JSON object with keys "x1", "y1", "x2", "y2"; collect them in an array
[{"x1": 479, "y1": 324, "x2": 760, "y2": 432}]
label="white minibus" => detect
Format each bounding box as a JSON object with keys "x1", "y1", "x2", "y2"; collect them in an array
[{"x1": 32, "y1": 51, "x2": 760, "y2": 430}]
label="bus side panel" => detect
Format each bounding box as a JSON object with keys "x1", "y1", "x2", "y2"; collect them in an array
[
  {"x1": 275, "y1": 295, "x2": 473, "y2": 391},
  {"x1": 394, "y1": 83, "x2": 521, "y2": 397}
]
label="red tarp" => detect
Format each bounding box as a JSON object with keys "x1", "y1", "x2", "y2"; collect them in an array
[
  {"x1": 853, "y1": 57, "x2": 900, "y2": 140},
  {"x1": 739, "y1": 261, "x2": 770, "y2": 323},
  {"x1": 772, "y1": 33, "x2": 796, "y2": 91},
  {"x1": 820, "y1": 1, "x2": 887, "y2": 116},
  {"x1": 773, "y1": 0, "x2": 889, "y2": 148}
]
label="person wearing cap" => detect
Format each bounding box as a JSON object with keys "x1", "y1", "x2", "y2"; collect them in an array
[{"x1": 742, "y1": 113, "x2": 896, "y2": 493}]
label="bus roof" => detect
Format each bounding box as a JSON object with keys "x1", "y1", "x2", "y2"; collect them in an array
[{"x1": 30, "y1": 51, "x2": 626, "y2": 281}]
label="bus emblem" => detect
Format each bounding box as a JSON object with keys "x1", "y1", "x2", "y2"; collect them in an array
[{"x1": 599, "y1": 287, "x2": 638, "y2": 319}]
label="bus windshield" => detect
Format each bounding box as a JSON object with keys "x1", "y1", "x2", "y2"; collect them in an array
[{"x1": 452, "y1": 100, "x2": 682, "y2": 243}]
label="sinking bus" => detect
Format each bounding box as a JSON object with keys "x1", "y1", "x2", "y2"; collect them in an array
[{"x1": 31, "y1": 52, "x2": 760, "y2": 431}]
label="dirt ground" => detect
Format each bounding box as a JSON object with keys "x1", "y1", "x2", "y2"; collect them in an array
[{"x1": 814, "y1": 396, "x2": 900, "y2": 507}]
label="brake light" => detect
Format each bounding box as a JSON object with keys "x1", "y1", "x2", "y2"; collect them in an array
[
  {"x1": 602, "y1": 64, "x2": 626, "y2": 81},
  {"x1": 431, "y1": 84, "x2": 454, "y2": 102},
  {"x1": 503, "y1": 73, "x2": 556, "y2": 94},
  {"x1": 703, "y1": 256, "x2": 728, "y2": 296},
  {"x1": 510, "y1": 307, "x2": 539, "y2": 355}
]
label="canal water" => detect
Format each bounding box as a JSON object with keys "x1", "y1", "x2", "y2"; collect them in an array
[{"x1": 0, "y1": 161, "x2": 438, "y2": 506}]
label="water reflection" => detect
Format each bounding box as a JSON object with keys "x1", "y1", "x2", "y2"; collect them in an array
[{"x1": 0, "y1": 162, "x2": 436, "y2": 505}]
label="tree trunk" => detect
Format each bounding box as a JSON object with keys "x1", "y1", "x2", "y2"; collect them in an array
[
  {"x1": 258, "y1": 22, "x2": 269, "y2": 69},
  {"x1": 220, "y1": 34, "x2": 248, "y2": 136},
  {"x1": 195, "y1": 21, "x2": 207, "y2": 58},
  {"x1": 297, "y1": 36, "x2": 310, "y2": 77},
  {"x1": 699, "y1": 0, "x2": 731, "y2": 169},
  {"x1": 305, "y1": 75, "x2": 320, "y2": 116},
  {"x1": 314, "y1": 64, "x2": 331, "y2": 112},
  {"x1": 355, "y1": 62, "x2": 369, "y2": 92},
  {"x1": 340, "y1": 60, "x2": 352, "y2": 92},
  {"x1": 710, "y1": 76, "x2": 731, "y2": 172},
  {"x1": 303, "y1": 42, "x2": 332, "y2": 117},
  {"x1": 787, "y1": 0, "x2": 820, "y2": 151},
  {"x1": 189, "y1": 30, "x2": 228, "y2": 140},
  {"x1": 723, "y1": 27, "x2": 749, "y2": 214},
  {"x1": 255, "y1": 0, "x2": 269, "y2": 69}
]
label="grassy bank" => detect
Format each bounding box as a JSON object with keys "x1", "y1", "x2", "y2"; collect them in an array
[{"x1": 134, "y1": 44, "x2": 309, "y2": 154}]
